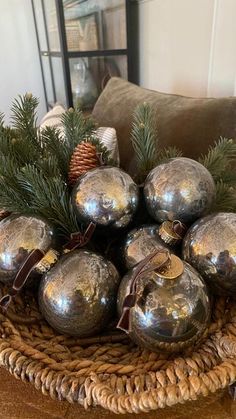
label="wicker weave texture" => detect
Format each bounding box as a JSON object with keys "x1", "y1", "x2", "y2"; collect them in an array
[{"x1": 0, "y1": 286, "x2": 236, "y2": 415}]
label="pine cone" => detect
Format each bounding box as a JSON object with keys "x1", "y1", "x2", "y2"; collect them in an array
[{"x1": 68, "y1": 141, "x2": 100, "y2": 186}]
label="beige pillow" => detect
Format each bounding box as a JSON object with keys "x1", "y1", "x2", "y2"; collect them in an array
[
  {"x1": 92, "y1": 77, "x2": 236, "y2": 172},
  {"x1": 40, "y1": 104, "x2": 120, "y2": 165},
  {"x1": 40, "y1": 104, "x2": 65, "y2": 131}
]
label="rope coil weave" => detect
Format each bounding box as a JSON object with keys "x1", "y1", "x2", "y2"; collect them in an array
[{"x1": 0, "y1": 285, "x2": 236, "y2": 414}]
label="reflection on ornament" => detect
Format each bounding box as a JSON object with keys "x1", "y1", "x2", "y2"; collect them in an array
[
  {"x1": 123, "y1": 224, "x2": 170, "y2": 269},
  {"x1": 39, "y1": 249, "x2": 120, "y2": 336},
  {"x1": 144, "y1": 157, "x2": 215, "y2": 224},
  {"x1": 72, "y1": 166, "x2": 139, "y2": 228},
  {"x1": 182, "y1": 212, "x2": 236, "y2": 296},
  {"x1": 0, "y1": 214, "x2": 56, "y2": 284},
  {"x1": 117, "y1": 253, "x2": 210, "y2": 353}
]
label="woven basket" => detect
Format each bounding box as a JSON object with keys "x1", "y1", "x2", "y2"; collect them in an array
[{"x1": 1, "y1": 284, "x2": 236, "y2": 415}]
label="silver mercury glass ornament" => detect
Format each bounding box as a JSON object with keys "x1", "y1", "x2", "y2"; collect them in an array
[
  {"x1": 182, "y1": 212, "x2": 236, "y2": 296},
  {"x1": 123, "y1": 221, "x2": 186, "y2": 269},
  {"x1": 144, "y1": 157, "x2": 216, "y2": 224},
  {"x1": 39, "y1": 249, "x2": 120, "y2": 337},
  {"x1": 123, "y1": 224, "x2": 170, "y2": 269},
  {"x1": 72, "y1": 166, "x2": 139, "y2": 228},
  {"x1": 0, "y1": 214, "x2": 57, "y2": 284},
  {"x1": 117, "y1": 252, "x2": 211, "y2": 353}
]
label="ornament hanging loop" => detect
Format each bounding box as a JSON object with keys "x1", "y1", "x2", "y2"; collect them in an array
[
  {"x1": 159, "y1": 220, "x2": 187, "y2": 246},
  {"x1": 117, "y1": 249, "x2": 171, "y2": 333}
]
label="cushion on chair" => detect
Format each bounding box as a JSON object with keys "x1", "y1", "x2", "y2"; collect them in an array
[{"x1": 92, "y1": 77, "x2": 236, "y2": 172}]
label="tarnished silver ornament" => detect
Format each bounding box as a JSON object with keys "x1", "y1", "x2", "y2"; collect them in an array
[
  {"x1": 123, "y1": 224, "x2": 170, "y2": 269},
  {"x1": 117, "y1": 255, "x2": 210, "y2": 353},
  {"x1": 39, "y1": 249, "x2": 120, "y2": 337},
  {"x1": 0, "y1": 214, "x2": 56, "y2": 284},
  {"x1": 72, "y1": 166, "x2": 139, "y2": 228},
  {"x1": 144, "y1": 157, "x2": 215, "y2": 224},
  {"x1": 182, "y1": 212, "x2": 236, "y2": 296}
]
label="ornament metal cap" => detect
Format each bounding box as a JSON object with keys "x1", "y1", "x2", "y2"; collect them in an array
[
  {"x1": 159, "y1": 220, "x2": 186, "y2": 246},
  {"x1": 157, "y1": 254, "x2": 184, "y2": 279}
]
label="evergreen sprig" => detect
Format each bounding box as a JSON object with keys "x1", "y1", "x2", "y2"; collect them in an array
[
  {"x1": 210, "y1": 181, "x2": 236, "y2": 212},
  {"x1": 199, "y1": 138, "x2": 236, "y2": 212},
  {"x1": 131, "y1": 103, "x2": 182, "y2": 182},
  {"x1": 86, "y1": 136, "x2": 115, "y2": 166},
  {"x1": 61, "y1": 107, "x2": 96, "y2": 154},
  {"x1": 11, "y1": 93, "x2": 40, "y2": 152},
  {"x1": 156, "y1": 146, "x2": 183, "y2": 165},
  {"x1": 0, "y1": 94, "x2": 112, "y2": 237},
  {"x1": 40, "y1": 126, "x2": 70, "y2": 180},
  {"x1": 17, "y1": 165, "x2": 80, "y2": 235},
  {"x1": 199, "y1": 137, "x2": 236, "y2": 185},
  {"x1": 131, "y1": 103, "x2": 158, "y2": 181}
]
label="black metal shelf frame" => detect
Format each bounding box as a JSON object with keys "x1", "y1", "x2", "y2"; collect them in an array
[{"x1": 32, "y1": 0, "x2": 138, "y2": 109}]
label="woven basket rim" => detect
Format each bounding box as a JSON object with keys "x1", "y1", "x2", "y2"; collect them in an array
[{"x1": 1, "y1": 288, "x2": 236, "y2": 414}]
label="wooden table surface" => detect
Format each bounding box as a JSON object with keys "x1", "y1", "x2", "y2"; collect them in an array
[{"x1": 0, "y1": 367, "x2": 236, "y2": 419}]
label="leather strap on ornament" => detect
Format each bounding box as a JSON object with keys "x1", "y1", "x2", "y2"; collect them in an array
[
  {"x1": 172, "y1": 220, "x2": 186, "y2": 237},
  {"x1": 117, "y1": 249, "x2": 171, "y2": 333},
  {"x1": 0, "y1": 248, "x2": 45, "y2": 311},
  {"x1": 63, "y1": 222, "x2": 96, "y2": 252}
]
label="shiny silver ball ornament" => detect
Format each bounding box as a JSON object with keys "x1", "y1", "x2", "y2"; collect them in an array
[
  {"x1": 117, "y1": 255, "x2": 210, "y2": 353},
  {"x1": 182, "y1": 212, "x2": 236, "y2": 296},
  {"x1": 39, "y1": 250, "x2": 120, "y2": 336},
  {"x1": 72, "y1": 166, "x2": 139, "y2": 228},
  {"x1": 123, "y1": 224, "x2": 170, "y2": 269},
  {"x1": 144, "y1": 157, "x2": 215, "y2": 224},
  {"x1": 0, "y1": 214, "x2": 56, "y2": 284}
]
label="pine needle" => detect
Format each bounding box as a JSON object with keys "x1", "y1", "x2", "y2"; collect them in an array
[
  {"x1": 131, "y1": 103, "x2": 158, "y2": 181},
  {"x1": 61, "y1": 107, "x2": 96, "y2": 155},
  {"x1": 17, "y1": 165, "x2": 80, "y2": 235},
  {"x1": 40, "y1": 126, "x2": 69, "y2": 179},
  {"x1": 199, "y1": 137, "x2": 236, "y2": 182},
  {"x1": 210, "y1": 181, "x2": 236, "y2": 212},
  {"x1": 11, "y1": 94, "x2": 38, "y2": 142},
  {"x1": 156, "y1": 146, "x2": 183, "y2": 165}
]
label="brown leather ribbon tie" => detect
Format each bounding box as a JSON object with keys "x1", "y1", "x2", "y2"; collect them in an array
[
  {"x1": 117, "y1": 249, "x2": 171, "y2": 334},
  {"x1": 172, "y1": 220, "x2": 187, "y2": 238},
  {"x1": 0, "y1": 248, "x2": 45, "y2": 311},
  {"x1": 63, "y1": 222, "x2": 96, "y2": 252}
]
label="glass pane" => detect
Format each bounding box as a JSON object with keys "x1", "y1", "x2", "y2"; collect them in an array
[
  {"x1": 44, "y1": 0, "x2": 60, "y2": 52},
  {"x1": 33, "y1": 0, "x2": 47, "y2": 51},
  {"x1": 51, "y1": 57, "x2": 67, "y2": 106},
  {"x1": 63, "y1": 0, "x2": 126, "y2": 51},
  {"x1": 42, "y1": 55, "x2": 54, "y2": 105},
  {"x1": 70, "y1": 55, "x2": 127, "y2": 109}
]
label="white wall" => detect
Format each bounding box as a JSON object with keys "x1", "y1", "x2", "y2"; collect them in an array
[
  {"x1": 1, "y1": 0, "x2": 236, "y2": 121},
  {"x1": 138, "y1": 0, "x2": 236, "y2": 98},
  {"x1": 0, "y1": 0, "x2": 46, "y2": 124}
]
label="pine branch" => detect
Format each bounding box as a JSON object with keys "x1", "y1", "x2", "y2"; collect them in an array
[
  {"x1": 35, "y1": 155, "x2": 61, "y2": 179},
  {"x1": 199, "y1": 137, "x2": 236, "y2": 183},
  {"x1": 11, "y1": 93, "x2": 38, "y2": 141},
  {"x1": 210, "y1": 181, "x2": 236, "y2": 212},
  {"x1": 17, "y1": 165, "x2": 80, "y2": 236},
  {"x1": 155, "y1": 146, "x2": 183, "y2": 165},
  {"x1": 40, "y1": 126, "x2": 69, "y2": 179},
  {"x1": 88, "y1": 136, "x2": 115, "y2": 165},
  {"x1": 131, "y1": 103, "x2": 158, "y2": 181},
  {"x1": 0, "y1": 156, "x2": 31, "y2": 213},
  {"x1": 10, "y1": 94, "x2": 42, "y2": 164},
  {"x1": 61, "y1": 107, "x2": 96, "y2": 155}
]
